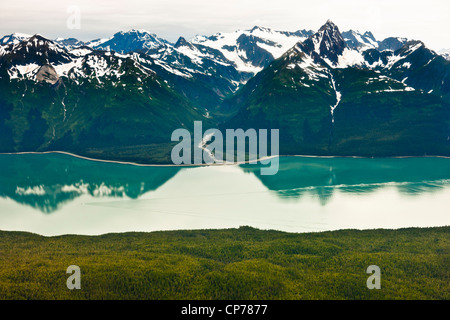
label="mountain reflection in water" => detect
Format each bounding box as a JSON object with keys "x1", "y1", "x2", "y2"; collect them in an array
[
  {"x1": 1, "y1": 154, "x2": 450, "y2": 213},
  {"x1": 0, "y1": 154, "x2": 450, "y2": 236}
]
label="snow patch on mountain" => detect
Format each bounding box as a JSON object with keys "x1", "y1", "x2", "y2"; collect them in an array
[
  {"x1": 329, "y1": 72, "x2": 341, "y2": 123},
  {"x1": 53, "y1": 59, "x2": 83, "y2": 77},
  {"x1": 324, "y1": 48, "x2": 365, "y2": 68},
  {"x1": 69, "y1": 47, "x2": 93, "y2": 56},
  {"x1": 342, "y1": 30, "x2": 378, "y2": 50},
  {"x1": 7, "y1": 63, "x2": 42, "y2": 80},
  {"x1": 0, "y1": 33, "x2": 32, "y2": 45},
  {"x1": 191, "y1": 26, "x2": 310, "y2": 74},
  {"x1": 438, "y1": 48, "x2": 450, "y2": 60}
]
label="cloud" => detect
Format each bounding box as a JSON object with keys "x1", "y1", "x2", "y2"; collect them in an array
[{"x1": 0, "y1": 0, "x2": 449, "y2": 50}]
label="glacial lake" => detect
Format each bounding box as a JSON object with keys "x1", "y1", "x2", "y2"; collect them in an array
[{"x1": 0, "y1": 153, "x2": 449, "y2": 236}]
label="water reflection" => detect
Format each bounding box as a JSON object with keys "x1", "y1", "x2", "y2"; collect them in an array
[
  {"x1": 241, "y1": 157, "x2": 450, "y2": 205},
  {"x1": 1, "y1": 154, "x2": 450, "y2": 213},
  {"x1": 0, "y1": 153, "x2": 180, "y2": 213},
  {"x1": 1, "y1": 154, "x2": 450, "y2": 236}
]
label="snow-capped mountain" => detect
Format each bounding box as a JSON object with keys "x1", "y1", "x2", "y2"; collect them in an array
[
  {"x1": 13, "y1": 26, "x2": 314, "y2": 110},
  {"x1": 0, "y1": 33, "x2": 32, "y2": 57},
  {"x1": 377, "y1": 37, "x2": 409, "y2": 51},
  {"x1": 342, "y1": 30, "x2": 378, "y2": 50},
  {"x1": 268, "y1": 21, "x2": 446, "y2": 96},
  {"x1": 0, "y1": 33, "x2": 32, "y2": 45},
  {"x1": 2, "y1": 26, "x2": 413, "y2": 93},
  {"x1": 296, "y1": 20, "x2": 355, "y2": 67},
  {"x1": 0, "y1": 36, "x2": 158, "y2": 87},
  {"x1": 341, "y1": 30, "x2": 410, "y2": 54},
  {"x1": 0, "y1": 35, "x2": 208, "y2": 160},
  {"x1": 1, "y1": 23, "x2": 446, "y2": 102},
  {"x1": 1, "y1": 20, "x2": 449, "y2": 162},
  {"x1": 63, "y1": 26, "x2": 314, "y2": 79},
  {"x1": 1, "y1": 35, "x2": 73, "y2": 80},
  {"x1": 224, "y1": 20, "x2": 450, "y2": 158},
  {"x1": 92, "y1": 29, "x2": 171, "y2": 54},
  {"x1": 54, "y1": 37, "x2": 86, "y2": 50},
  {"x1": 189, "y1": 26, "x2": 313, "y2": 74}
]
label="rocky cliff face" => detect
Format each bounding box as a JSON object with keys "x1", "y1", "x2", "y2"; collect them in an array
[{"x1": 35, "y1": 64, "x2": 59, "y2": 85}]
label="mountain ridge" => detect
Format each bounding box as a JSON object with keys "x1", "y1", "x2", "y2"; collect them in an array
[
  {"x1": 1, "y1": 20, "x2": 449, "y2": 162},
  {"x1": 222, "y1": 21, "x2": 450, "y2": 157}
]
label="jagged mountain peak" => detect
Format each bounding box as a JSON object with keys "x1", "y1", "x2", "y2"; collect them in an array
[
  {"x1": 11, "y1": 34, "x2": 69, "y2": 56},
  {"x1": 403, "y1": 39, "x2": 424, "y2": 48},
  {"x1": 28, "y1": 34, "x2": 51, "y2": 43},
  {"x1": 118, "y1": 29, "x2": 147, "y2": 34},
  {"x1": 114, "y1": 29, "x2": 153, "y2": 40},
  {"x1": 54, "y1": 37, "x2": 86, "y2": 50},
  {"x1": 395, "y1": 40, "x2": 426, "y2": 56},
  {"x1": 317, "y1": 20, "x2": 345, "y2": 42},
  {"x1": 187, "y1": 26, "x2": 315, "y2": 74},
  {"x1": 93, "y1": 30, "x2": 171, "y2": 54},
  {"x1": 363, "y1": 31, "x2": 376, "y2": 41},
  {"x1": 116, "y1": 29, "x2": 161, "y2": 40},
  {"x1": 298, "y1": 20, "x2": 348, "y2": 65},
  {"x1": 0, "y1": 32, "x2": 32, "y2": 45},
  {"x1": 342, "y1": 29, "x2": 378, "y2": 50},
  {"x1": 174, "y1": 36, "x2": 193, "y2": 49},
  {"x1": 129, "y1": 28, "x2": 150, "y2": 33},
  {"x1": 0, "y1": 34, "x2": 74, "y2": 75},
  {"x1": 378, "y1": 37, "x2": 409, "y2": 52},
  {"x1": 250, "y1": 26, "x2": 272, "y2": 33},
  {"x1": 320, "y1": 19, "x2": 339, "y2": 31},
  {"x1": 7, "y1": 34, "x2": 67, "y2": 54}
]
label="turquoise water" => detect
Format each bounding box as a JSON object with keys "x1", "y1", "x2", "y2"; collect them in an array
[{"x1": 0, "y1": 153, "x2": 449, "y2": 235}]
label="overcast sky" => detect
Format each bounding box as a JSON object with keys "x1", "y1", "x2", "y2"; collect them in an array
[{"x1": 1, "y1": 0, "x2": 449, "y2": 50}]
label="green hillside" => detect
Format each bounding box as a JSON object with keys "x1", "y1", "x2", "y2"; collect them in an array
[{"x1": 0, "y1": 227, "x2": 448, "y2": 300}]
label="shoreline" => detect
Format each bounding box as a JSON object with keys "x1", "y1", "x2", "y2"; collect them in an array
[
  {"x1": 0, "y1": 224, "x2": 448, "y2": 239},
  {"x1": 0, "y1": 150, "x2": 278, "y2": 167},
  {"x1": 0, "y1": 150, "x2": 450, "y2": 167}
]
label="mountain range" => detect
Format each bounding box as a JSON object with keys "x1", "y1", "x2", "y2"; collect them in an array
[{"x1": 0, "y1": 21, "x2": 449, "y2": 162}]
